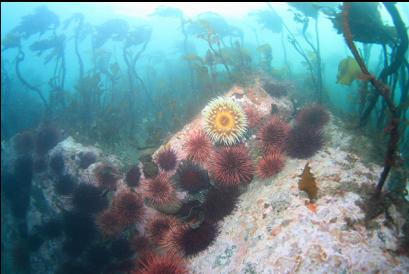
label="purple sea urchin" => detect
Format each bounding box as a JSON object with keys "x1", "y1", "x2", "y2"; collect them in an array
[
  {"x1": 286, "y1": 125, "x2": 324, "y2": 159},
  {"x1": 125, "y1": 165, "x2": 141, "y2": 187},
  {"x1": 295, "y1": 104, "x2": 330, "y2": 130},
  {"x1": 156, "y1": 147, "x2": 178, "y2": 171},
  {"x1": 257, "y1": 116, "x2": 289, "y2": 153},
  {"x1": 174, "y1": 160, "x2": 210, "y2": 193},
  {"x1": 162, "y1": 221, "x2": 219, "y2": 257},
  {"x1": 202, "y1": 186, "x2": 239, "y2": 223}
]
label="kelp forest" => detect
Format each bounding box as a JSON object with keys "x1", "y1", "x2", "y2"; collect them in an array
[{"x1": 2, "y1": 3, "x2": 408, "y2": 193}]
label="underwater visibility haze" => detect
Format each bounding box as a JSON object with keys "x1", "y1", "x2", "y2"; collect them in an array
[{"x1": 1, "y1": 2, "x2": 409, "y2": 273}]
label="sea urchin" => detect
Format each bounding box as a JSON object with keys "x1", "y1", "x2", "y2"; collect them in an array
[
  {"x1": 257, "y1": 151, "x2": 285, "y2": 179},
  {"x1": 202, "y1": 186, "x2": 239, "y2": 223},
  {"x1": 96, "y1": 209, "x2": 125, "y2": 237},
  {"x1": 112, "y1": 191, "x2": 145, "y2": 225},
  {"x1": 135, "y1": 254, "x2": 188, "y2": 274},
  {"x1": 143, "y1": 173, "x2": 181, "y2": 213},
  {"x1": 184, "y1": 130, "x2": 213, "y2": 164},
  {"x1": 162, "y1": 222, "x2": 219, "y2": 257},
  {"x1": 209, "y1": 146, "x2": 254, "y2": 187},
  {"x1": 156, "y1": 147, "x2": 178, "y2": 171},
  {"x1": 146, "y1": 214, "x2": 180, "y2": 246},
  {"x1": 257, "y1": 116, "x2": 289, "y2": 153},
  {"x1": 286, "y1": 125, "x2": 324, "y2": 159},
  {"x1": 174, "y1": 160, "x2": 210, "y2": 193},
  {"x1": 295, "y1": 104, "x2": 330, "y2": 130}
]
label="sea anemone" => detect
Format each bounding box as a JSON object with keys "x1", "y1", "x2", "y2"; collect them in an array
[
  {"x1": 174, "y1": 160, "x2": 210, "y2": 193},
  {"x1": 71, "y1": 183, "x2": 108, "y2": 214},
  {"x1": 202, "y1": 186, "x2": 239, "y2": 223},
  {"x1": 286, "y1": 125, "x2": 324, "y2": 159},
  {"x1": 14, "y1": 131, "x2": 34, "y2": 155},
  {"x1": 112, "y1": 191, "x2": 145, "y2": 225},
  {"x1": 96, "y1": 209, "x2": 125, "y2": 237},
  {"x1": 135, "y1": 254, "x2": 188, "y2": 274},
  {"x1": 156, "y1": 147, "x2": 178, "y2": 171},
  {"x1": 143, "y1": 173, "x2": 181, "y2": 213},
  {"x1": 257, "y1": 151, "x2": 285, "y2": 179},
  {"x1": 35, "y1": 124, "x2": 60, "y2": 155},
  {"x1": 94, "y1": 163, "x2": 121, "y2": 191},
  {"x1": 125, "y1": 165, "x2": 141, "y2": 187},
  {"x1": 295, "y1": 104, "x2": 330, "y2": 130},
  {"x1": 209, "y1": 146, "x2": 254, "y2": 187},
  {"x1": 162, "y1": 221, "x2": 219, "y2": 257},
  {"x1": 202, "y1": 96, "x2": 248, "y2": 146},
  {"x1": 146, "y1": 214, "x2": 180, "y2": 245},
  {"x1": 184, "y1": 129, "x2": 213, "y2": 165},
  {"x1": 54, "y1": 174, "x2": 77, "y2": 196},
  {"x1": 257, "y1": 116, "x2": 290, "y2": 153}
]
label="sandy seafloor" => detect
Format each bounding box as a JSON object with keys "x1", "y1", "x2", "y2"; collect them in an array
[{"x1": 1, "y1": 80, "x2": 408, "y2": 274}]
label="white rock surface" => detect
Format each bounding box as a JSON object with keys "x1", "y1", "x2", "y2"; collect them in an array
[{"x1": 187, "y1": 120, "x2": 409, "y2": 274}]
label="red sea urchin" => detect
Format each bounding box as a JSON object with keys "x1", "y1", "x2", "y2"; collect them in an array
[
  {"x1": 286, "y1": 125, "x2": 324, "y2": 159},
  {"x1": 146, "y1": 214, "x2": 180, "y2": 245},
  {"x1": 143, "y1": 173, "x2": 181, "y2": 213},
  {"x1": 162, "y1": 221, "x2": 219, "y2": 257},
  {"x1": 131, "y1": 235, "x2": 153, "y2": 257},
  {"x1": 257, "y1": 151, "x2": 285, "y2": 179},
  {"x1": 94, "y1": 163, "x2": 121, "y2": 190},
  {"x1": 209, "y1": 146, "x2": 254, "y2": 187},
  {"x1": 134, "y1": 254, "x2": 188, "y2": 274},
  {"x1": 184, "y1": 129, "x2": 213, "y2": 165},
  {"x1": 174, "y1": 160, "x2": 210, "y2": 193},
  {"x1": 96, "y1": 209, "x2": 125, "y2": 237},
  {"x1": 244, "y1": 104, "x2": 263, "y2": 129},
  {"x1": 257, "y1": 116, "x2": 290, "y2": 153},
  {"x1": 112, "y1": 191, "x2": 145, "y2": 225},
  {"x1": 156, "y1": 147, "x2": 178, "y2": 171},
  {"x1": 295, "y1": 104, "x2": 330, "y2": 130}
]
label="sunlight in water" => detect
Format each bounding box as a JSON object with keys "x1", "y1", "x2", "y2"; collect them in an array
[{"x1": 107, "y1": 2, "x2": 286, "y2": 18}]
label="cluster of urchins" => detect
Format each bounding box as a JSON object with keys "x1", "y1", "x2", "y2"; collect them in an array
[{"x1": 3, "y1": 95, "x2": 329, "y2": 274}]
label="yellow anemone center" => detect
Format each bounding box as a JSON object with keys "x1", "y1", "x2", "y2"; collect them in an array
[{"x1": 214, "y1": 111, "x2": 235, "y2": 132}]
